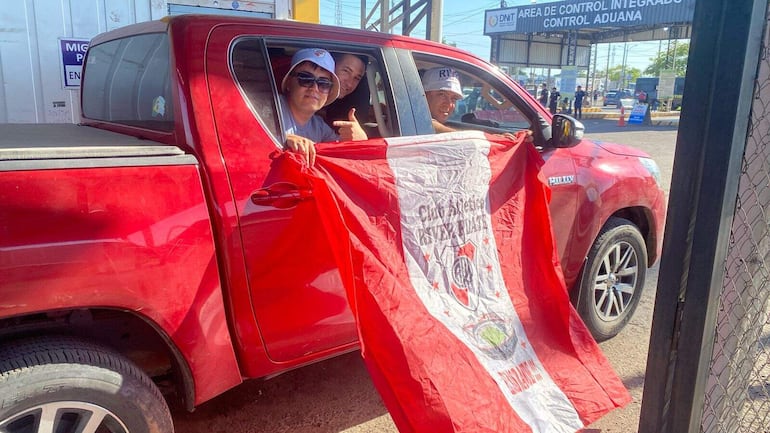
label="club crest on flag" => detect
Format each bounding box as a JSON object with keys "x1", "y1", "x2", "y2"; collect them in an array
[
  {"x1": 441, "y1": 241, "x2": 480, "y2": 310},
  {"x1": 467, "y1": 313, "x2": 519, "y2": 360}
]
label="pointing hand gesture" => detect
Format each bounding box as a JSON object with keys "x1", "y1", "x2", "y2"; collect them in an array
[{"x1": 333, "y1": 108, "x2": 368, "y2": 141}]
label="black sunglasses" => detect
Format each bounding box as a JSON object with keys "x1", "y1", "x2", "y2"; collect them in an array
[{"x1": 292, "y1": 71, "x2": 333, "y2": 93}]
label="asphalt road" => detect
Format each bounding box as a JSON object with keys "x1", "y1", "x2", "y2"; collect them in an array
[{"x1": 170, "y1": 119, "x2": 679, "y2": 433}]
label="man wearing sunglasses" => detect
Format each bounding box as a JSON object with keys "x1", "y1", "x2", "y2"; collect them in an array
[{"x1": 279, "y1": 48, "x2": 367, "y2": 165}]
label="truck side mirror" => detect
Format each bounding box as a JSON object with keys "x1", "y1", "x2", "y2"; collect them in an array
[{"x1": 552, "y1": 114, "x2": 584, "y2": 148}]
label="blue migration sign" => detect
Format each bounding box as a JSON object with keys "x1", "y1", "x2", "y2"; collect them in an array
[
  {"x1": 59, "y1": 38, "x2": 90, "y2": 89},
  {"x1": 484, "y1": 0, "x2": 696, "y2": 35}
]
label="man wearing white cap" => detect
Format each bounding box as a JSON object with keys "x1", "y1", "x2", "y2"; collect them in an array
[
  {"x1": 421, "y1": 66, "x2": 465, "y2": 133},
  {"x1": 421, "y1": 65, "x2": 534, "y2": 143},
  {"x1": 280, "y1": 48, "x2": 366, "y2": 165}
]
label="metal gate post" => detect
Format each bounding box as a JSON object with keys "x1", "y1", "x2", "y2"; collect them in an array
[{"x1": 639, "y1": 1, "x2": 768, "y2": 432}]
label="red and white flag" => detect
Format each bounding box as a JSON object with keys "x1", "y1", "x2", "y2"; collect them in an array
[{"x1": 278, "y1": 130, "x2": 630, "y2": 432}]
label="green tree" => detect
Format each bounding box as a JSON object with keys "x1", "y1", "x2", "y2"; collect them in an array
[
  {"x1": 607, "y1": 65, "x2": 641, "y2": 87},
  {"x1": 644, "y1": 41, "x2": 689, "y2": 76}
]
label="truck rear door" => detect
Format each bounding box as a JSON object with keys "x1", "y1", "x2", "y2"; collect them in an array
[{"x1": 206, "y1": 28, "x2": 358, "y2": 364}]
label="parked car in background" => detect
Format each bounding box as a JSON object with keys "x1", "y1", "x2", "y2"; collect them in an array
[
  {"x1": 635, "y1": 77, "x2": 685, "y2": 111},
  {"x1": 603, "y1": 89, "x2": 634, "y2": 107}
]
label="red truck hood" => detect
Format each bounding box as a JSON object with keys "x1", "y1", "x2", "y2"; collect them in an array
[{"x1": 588, "y1": 139, "x2": 651, "y2": 158}]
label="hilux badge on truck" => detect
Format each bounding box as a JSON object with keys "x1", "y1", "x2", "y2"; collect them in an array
[{"x1": 548, "y1": 175, "x2": 575, "y2": 186}]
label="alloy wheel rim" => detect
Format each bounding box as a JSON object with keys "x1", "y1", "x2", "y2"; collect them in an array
[
  {"x1": 592, "y1": 240, "x2": 639, "y2": 322},
  {"x1": 0, "y1": 401, "x2": 129, "y2": 433}
]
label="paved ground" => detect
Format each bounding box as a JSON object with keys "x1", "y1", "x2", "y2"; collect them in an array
[
  {"x1": 575, "y1": 118, "x2": 678, "y2": 433},
  {"x1": 170, "y1": 119, "x2": 679, "y2": 433}
]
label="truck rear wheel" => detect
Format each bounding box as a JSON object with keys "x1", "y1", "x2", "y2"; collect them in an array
[{"x1": 0, "y1": 336, "x2": 173, "y2": 433}]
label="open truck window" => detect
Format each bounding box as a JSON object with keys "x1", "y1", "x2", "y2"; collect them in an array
[{"x1": 413, "y1": 54, "x2": 533, "y2": 134}]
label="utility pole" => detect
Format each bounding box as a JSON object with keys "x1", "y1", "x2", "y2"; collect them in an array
[
  {"x1": 621, "y1": 42, "x2": 628, "y2": 89},
  {"x1": 380, "y1": 0, "x2": 390, "y2": 34},
  {"x1": 658, "y1": 39, "x2": 663, "y2": 72},
  {"x1": 335, "y1": 0, "x2": 342, "y2": 25},
  {"x1": 428, "y1": 0, "x2": 443, "y2": 42},
  {"x1": 604, "y1": 43, "x2": 611, "y2": 92},
  {"x1": 592, "y1": 44, "x2": 598, "y2": 92}
]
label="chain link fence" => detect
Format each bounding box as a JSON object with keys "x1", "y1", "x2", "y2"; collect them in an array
[{"x1": 700, "y1": 14, "x2": 770, "y2": 433}]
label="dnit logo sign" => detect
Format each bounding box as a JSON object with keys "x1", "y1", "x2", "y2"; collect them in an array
[{"x1": 488, "y1": 9, "x2": 518, "y2": 31}]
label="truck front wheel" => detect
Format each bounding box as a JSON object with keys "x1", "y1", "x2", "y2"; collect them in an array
[
  {"x1": 577, "y1": 217, "x2": 648, "y2": 342},
  {"x1": 0, "y1": 336, "x2": 173, "y2": 433}
]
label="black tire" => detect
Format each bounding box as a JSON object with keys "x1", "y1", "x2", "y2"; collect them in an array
[
  {"x1": 577, "y1": 217, "x2": 648, "y2": 341},
  {"x1": 0, "y1": 336, "x2": 173, "y2": 433}
]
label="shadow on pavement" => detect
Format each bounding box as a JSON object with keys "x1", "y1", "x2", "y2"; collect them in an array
[{"x1": 171, "y1": 351, "x2": 392, "y2": 433}]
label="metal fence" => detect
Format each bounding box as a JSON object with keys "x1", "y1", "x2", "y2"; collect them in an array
[
  {"x1": 700, "y1": 18, "x2": 770, "y2": 432},
  {"x1": 639, "y1": 2, "x2": 770, "y2": 433}
]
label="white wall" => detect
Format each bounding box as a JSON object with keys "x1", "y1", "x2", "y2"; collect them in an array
[
  {"x1": 0, "y1": 0, "x2": 286, "y2": 123},
  {"x1": 0, "y1": 0, "x2": 167, "y2": 123}
]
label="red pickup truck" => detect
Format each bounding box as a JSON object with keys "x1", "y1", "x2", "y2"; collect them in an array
[{"x1": 0, "y1": 15, "x2": 665, "y2": 433}]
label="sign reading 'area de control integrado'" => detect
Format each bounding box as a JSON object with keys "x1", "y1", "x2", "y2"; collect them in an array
[{"x1": 484, "y1": 0, "x2": 696, "y2": 35}]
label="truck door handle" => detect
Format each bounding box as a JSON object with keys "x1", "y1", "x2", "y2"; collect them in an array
[{"x1": 250, "y1": 182, "x2": 313, "y2": 209}]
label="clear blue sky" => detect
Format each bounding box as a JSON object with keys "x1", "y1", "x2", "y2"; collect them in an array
[{"x1": 318, "y1": 0, "x2": 666, "y2": 72}]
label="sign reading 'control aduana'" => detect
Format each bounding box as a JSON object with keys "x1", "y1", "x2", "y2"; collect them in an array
[{"x1": 484, "y1": 0, "x2": 695, "y2": 35}]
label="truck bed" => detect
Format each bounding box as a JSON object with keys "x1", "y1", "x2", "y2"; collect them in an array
[{"x1": 0, "y1": 124, "x2": 195, "y2": 170}]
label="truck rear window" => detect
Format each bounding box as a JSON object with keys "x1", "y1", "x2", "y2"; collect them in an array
[{"x1": 82, "y1": 33, "x2": 174, "y2": 132}]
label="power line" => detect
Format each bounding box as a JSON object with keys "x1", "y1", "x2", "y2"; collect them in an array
[
  {"x1": 444, "y1": 30, "x2": 486, "y2": 37},
  {"x1": 443, "y1": 2, "x2": 501, "y2": 18}
]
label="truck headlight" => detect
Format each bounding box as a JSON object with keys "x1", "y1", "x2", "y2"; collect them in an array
[{"x1": 639, "y1": 157, "x2": 662, "y2": 188}]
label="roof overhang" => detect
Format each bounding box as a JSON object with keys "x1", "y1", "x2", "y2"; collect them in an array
[{"x1": 485, "y1": 0, "x2": 695, "y2": 68}]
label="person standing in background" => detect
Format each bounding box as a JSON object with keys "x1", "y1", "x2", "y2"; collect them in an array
[
  {"x1": 574, "y1": 85, "x2": 586, "y2": 119},
  {"x1": 539, "y1": 83, "x2": 549, "y2": 107},
  {"x1": 548, "y1": 86, "x2": 560, "y2": 115}
]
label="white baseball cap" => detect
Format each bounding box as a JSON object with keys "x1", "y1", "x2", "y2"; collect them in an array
[
  {"x1": 421, "y1": 66, "x2": 463, "y2": 98},
  {"x1": 281, "y1": 48, "x2": 341, "y2": 105}
]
